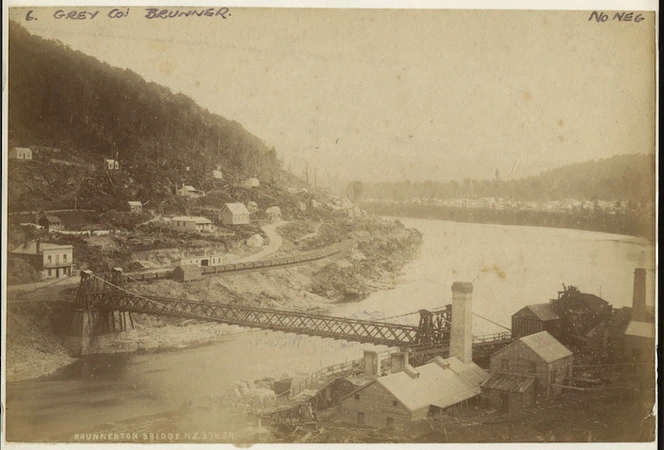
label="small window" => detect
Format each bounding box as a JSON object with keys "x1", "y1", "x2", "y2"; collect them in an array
[
  {"x1": 501, "y1": 358, "x2": 509, "y2": 371},
  {"x1": 386, "y1": 417, "x2": 394, "y2": 426},
  {"x1": 357, "y1": 412, "x2": 365, "y2": 425},
  {"x1": 392, "y1": 400, "x2": 398, "y2": 407},
  {"x1": 48, "y1": 255, "x2": 52, "y2": 263},
  {"x1": 63, "y1": 254, "x2": 67, "y2": 262},
  {"x1": 552, "y1": 369, "x2": 557, "y2": 383},
  {"x1": 48, "y1": 269, "x2": 52, "y2": 276},
  {"x1": 354, "y1": 394, "x2": 360, "y2": 400},
  {"x1": 528, "y1": 362, "x2": 536, "y2": 373}
]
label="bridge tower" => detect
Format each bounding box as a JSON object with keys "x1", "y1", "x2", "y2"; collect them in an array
[
  {"x1": 63, "y1": 269, "x2": 138, "y2": 356},
  {"x1": 415, "y1": 304, "x2": 452, "y2": 345}
]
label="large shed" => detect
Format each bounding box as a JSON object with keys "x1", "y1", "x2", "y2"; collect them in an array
[
  {"x1": 220, "y1": 203, "x2": 250, "y2": 225},
  {"x1": 482, "y1": 331, "x2": 573, "y2": 412},
  {"x1": 173, "y1": 264, "x2": 201, "y2": 282},
  {"x1": 340, "y1": 356, "x2": 489, "y2": 428},
  {"x1": 511, "y1": 303, "x2": 560, "y2": 339}
]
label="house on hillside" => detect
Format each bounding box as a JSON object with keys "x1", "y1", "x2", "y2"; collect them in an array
[
  {"x1": 244, "y1": 177, "x2": 260, "y2": 188},
  {"x1": 265, "y1": 206, "x2": 282, "y2": 222},
  {"x1": 340, "y1": 355, "x2": 489, "y2": 428},
  {"x1": 127, "y1": 201, "x2": 143, "y2": 214},
  {"x1": 246, "y1": 234, "x2": 264, "y2": 248},
  {"x1": 219, "y1": 203, "x2": 250, "y2": 225},
  {"x1": 481, "y1": 331, "x2": 573, "y2": 412},
  {"x1": 10, "y1": 240, "x2": 74, "y2": 280},
  {"x1": 176, "y1": 184, "x2": 205, "y2": 199},
  {"x1": 39, "y1": 215, "x2": 65, "y2": 232},
  {"x1": 212, "y1": 169, "x2": 223, "y2": 179},
  {"x1": 9, "y1": 147, "x2": 32, "y2": 160},
  {"x1": 170, "y1": 216, "x2": 215, "y2": 233},
  {"x1": 511, "y1": 304, "x2": 560, "y2": 339},
  {"x1": 104, "y1": 158, "x2": 120, "y2": 170}
]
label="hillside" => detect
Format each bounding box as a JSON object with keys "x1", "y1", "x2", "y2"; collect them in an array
[
  {"x1": 359, "y1": 154, "x2": 655, "y2": 204},
  {"x1": 7, "y1": 22, "x2": 304, "y2": 212}
]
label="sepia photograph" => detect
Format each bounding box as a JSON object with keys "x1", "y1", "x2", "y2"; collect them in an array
[{"x1": 2, "y1": 1, "x2": 657, "y2": 447}]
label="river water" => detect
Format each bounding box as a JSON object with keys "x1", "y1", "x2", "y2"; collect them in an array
[{"x1": 5, "y1": 218, "x2": 654, "y2": 442}]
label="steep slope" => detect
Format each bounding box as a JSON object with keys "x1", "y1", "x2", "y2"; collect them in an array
[{"x1": 8, "y1": 22, "x2": 303, "y2": 211}]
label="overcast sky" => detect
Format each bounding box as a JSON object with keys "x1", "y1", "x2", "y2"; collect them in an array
[{"x1": 9, "y1": 7, "x2": 655, "y2": 186}]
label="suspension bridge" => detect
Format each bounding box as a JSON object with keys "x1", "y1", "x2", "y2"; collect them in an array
[{"x1": 64, "y1": 269, "x2": 513, "y2": 359}]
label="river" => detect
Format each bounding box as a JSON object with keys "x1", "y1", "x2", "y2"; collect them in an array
[{"x1": 5, "y1": 218, "x2": 654, "y2": 442}]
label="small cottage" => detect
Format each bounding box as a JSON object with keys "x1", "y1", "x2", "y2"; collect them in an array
[
  {"x1": 244, "y1": 177, "x2": 260, "y2": 188},
  {"x1": 127, "y1": 201, "x2": 143, "y2": 214},
  {"x1": 511, "y1": 304, "x2": 560, "y2": 339},
  {"x1": 171, "y1": 216, "x2": 215, "y2": 233},
  {"x1": 265, "y1": 206, "x2": 282, "y2": 222},
  {"x1": 220, "y1": 203, "x2": 250, "y2": 225},
  {"x1": 173, "y1": 264, "x2": 201, "y2": 282},
  {"x1": 104, "y1": 158, "x2": 120, "y2": 170},
  {"x1": 212, "y1": 169, "x2": 223, "y2": 179},
  {"x1": 246, "y1": 234, "x2": 264, "y2": 248},
  {"x1": 9, "y1": 147, "x2": 32, "y2": 160},
  {"x1": 38, "y1": 215, "x2": 65, "y2": 232},
  {"x1": 481, "y1": 331, "x2": 573, "y2": 412},
  {"x1": 176, "y1": 184, "x2": 205, "y2": 199},
  {"x1": 178, "y1": 254, "x2": 223, "y2": 267}
]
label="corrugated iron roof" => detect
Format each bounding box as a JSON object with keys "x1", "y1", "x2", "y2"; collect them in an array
[
  {"x1": 520, "y1": 331, "x2": 572, "y2": 363},
  {"x1": 127, "y1": 201, "x2": 142, "y2": 206},
  {"x1": 481, "y1": 373, "x2": 535, "y2": 393},
  {"x1": 526, "y1": 304, "x2": 559, "y2": 321},
  {"x1": 625, "y1": 320, "x2": 655, "y2": 338},
  {"x1": 172, "y1": 216, "x2": 212, "y2": 223},
  {"x1": 11, "y1": 241, "x2": 73, "y2": 254},
  {"x1": 223, "y1": 202, "x2": 250, "y2": 215},
  {"x1": 45, "y1": 215, "x2": 63, "y2": 223},
  {"x1": 376, "y1": 356, "x2": 489, "y2": 412}
]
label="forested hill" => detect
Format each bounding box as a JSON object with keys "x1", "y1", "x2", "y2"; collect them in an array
[
  {"x1": 8, "y1": 22, "x2": 302, "y2": 210},
  {"x1": 360, "y1": 154, "x2": 655, "y2": 204}
]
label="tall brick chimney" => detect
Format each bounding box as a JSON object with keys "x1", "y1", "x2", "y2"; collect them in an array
[
  {"x1": 363, "y1": 350, "x2": 379, "y2": 377},
  {"x1": 632, "y1": 268, "x2": 647, "y2": 322},
  {"x1": 451, "y1": 282, "x2": 473, "y2": 363}
]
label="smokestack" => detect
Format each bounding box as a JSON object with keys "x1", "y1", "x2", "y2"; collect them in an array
[
  {"x1": 390, "y1": 352, "x2": 409, "y2": 374},
  {"x1": 451, "y1": 282, "x2": 473, "y2": 363},
  {"x1": 363, "y1": 350, "x2": 379, "y2": 377},
  {"x1": 632, "y1": 268, "x2": 647, "y2": 322}
]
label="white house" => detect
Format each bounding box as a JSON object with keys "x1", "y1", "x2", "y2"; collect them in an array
[
  {"x1": 246, "y1": 234, "x2": 264, "y2": 248},
  {"x1": 9, "y1": 147, "x2": 32, "y2": 160},
  {"x1": 219, "y1": 203, "x2": 250, "y2": 225},
  {"x1": 171, "y1": 216, "x2": 215, "y2": 233},
  {"x1": 11, "y1": 240, "x2": 74, "y2": 280},
  {"x1": 176, "y1": 184, "x2": 205, "y2": 199},
  {"x1": 104, "y1": 158, "x2": 120, "y2": 170},
  {"x1": 127, "y1": 201, "x2": 143, "y2": 214},
  {"x1": 178, "y1": 254, "x2": 224, "y2": 267},
  {"x1": 212, "y1": 170, "x2": 223, "y2": 179},
  {"x1": 265, "y1": 206, "x2": 282, "y2": 222}
]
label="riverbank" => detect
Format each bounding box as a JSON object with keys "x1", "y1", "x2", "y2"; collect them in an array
[{"x1": 5, "y1": 216, "x2": 423, "y2": 383}]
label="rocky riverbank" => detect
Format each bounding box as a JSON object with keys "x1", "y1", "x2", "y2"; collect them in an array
[{"x1": 5, "y1": 216, "x2": 422, "y2": 383}]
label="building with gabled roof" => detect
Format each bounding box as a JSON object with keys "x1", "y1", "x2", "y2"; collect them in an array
[
  {"x1": 219, "y1": 202, "x2": 250, "y2": 225},
  {"x1": 9, "y1": 147, "x2": 32, "y2": 160},
  {"x1": 176, "y1": 184, "x2": 205, "y2": 198},
  {"x1": 481, "y1": 331, "x2": 573, "y2": 412},
  {"x1": 339, "y1": 355, "x2": 489, "y2": 428},
  {"x1": 127, "y1": 201, "x2": 143, "y2": 214},
  {"x1": 512, "y1": 303, "x2": 560, "y2": 339},
  {"x1": 170, "y1": 216, "x2": 214, "y2": 233}
]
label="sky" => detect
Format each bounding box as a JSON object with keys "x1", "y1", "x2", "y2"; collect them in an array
[{"x1": 7, "y1": 6, "x2": 656, "y2": 188}]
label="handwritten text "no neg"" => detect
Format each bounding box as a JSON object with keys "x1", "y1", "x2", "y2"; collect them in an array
[{"x1": 588, "y1": 11, "x2": 645, "y2": 23}]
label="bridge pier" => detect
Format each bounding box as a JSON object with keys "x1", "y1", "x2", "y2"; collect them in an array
[
  {"x1": 64, "y1": 309, "x2": 139, "y2": 357},
  {"x1": 63, "y1": 269, "x2": 139, "y2": 357}
]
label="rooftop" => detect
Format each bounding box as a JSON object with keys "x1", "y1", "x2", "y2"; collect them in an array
[
  {"x1": 625, "y1": 320, "x2": 655, "y2": 339},
  {"x1": 521, "y1": 303, "x2": 560, "y2": 321},
  {"x1": 481, "y1": 373, "x2": 535, "y2": 393},
  {"x1": 376, "y1": 356, "x2": 489, "y2": 412},
  {"x1": 171, "y1": 216, "x2": 212, "y2": 223},
  {"x1": 127, "y1": 201, "x2": 142, "y2": 206},
  {"x1": 11, "y1": 241, "x2": 73, "y2": 255},
  {"x1": 223, "y1": 202, "x2": 250, "y2": 215},
  {"x1": 519, "y1": 331, "x2": 573, "y2": 363}
]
